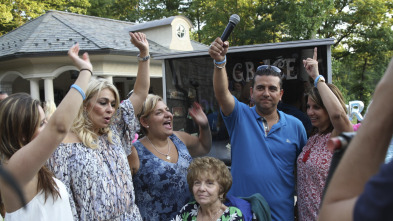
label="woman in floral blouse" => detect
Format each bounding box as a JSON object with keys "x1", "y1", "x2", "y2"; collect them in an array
[
  {"x1": 47, "y1": 32, "x2": 150, "y2": 221},
  {"x1": 296, "y1": 47, "x2": 353, "y2": 221},
  {"x1": 172, "y1": 156, "x2": 244, "y2": 221}
]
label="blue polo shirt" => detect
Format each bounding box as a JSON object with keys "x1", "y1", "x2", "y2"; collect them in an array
[{"x1": 223, "y1": 97, "x2": 307, "y2": 221}]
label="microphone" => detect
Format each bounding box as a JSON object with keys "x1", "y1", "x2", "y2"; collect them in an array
[{"x1": 220, "y1": 14, "x2": 240, "y2": 42}]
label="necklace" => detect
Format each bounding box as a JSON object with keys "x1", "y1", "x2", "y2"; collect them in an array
[
  {"x1": 263, "y1": 113, "x2": 279, "y2": 134},
  {"x1": 146, "y1": 136, "x2": 171, "y2": 161},
  {"x1": 198, "y1": 204, "x2": 223, "y2": 221}
]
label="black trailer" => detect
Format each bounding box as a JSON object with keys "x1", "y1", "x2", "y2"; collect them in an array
[{"x1": 154, "y1": 38, "x2": 335, "y2": 165}]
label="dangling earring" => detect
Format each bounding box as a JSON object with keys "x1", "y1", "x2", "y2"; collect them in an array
[{"x1": 83, "y1": 109, "x2": 88, "y2": 119}]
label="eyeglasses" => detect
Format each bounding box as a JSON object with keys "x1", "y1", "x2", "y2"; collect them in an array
[{"x1": 256, "y1": 65, "x2": 281, "y2": 73}]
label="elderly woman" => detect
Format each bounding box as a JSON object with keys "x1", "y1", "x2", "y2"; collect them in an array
[
  {"x1": 47, "y1": 32, "x2": 149, "y2": 220},
  {"x1": 296, "y1": 47, "x2": 353, "y2": 221},
  {"x1": 172, "y1": 156, "x2": 244, "y2": 220},
  {"x1": 128, "y1": 94, "x2": 212, "y2": 220}
]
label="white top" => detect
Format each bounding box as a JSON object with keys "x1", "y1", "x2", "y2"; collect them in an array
[{"x1": 5, "y1": 178, "x2": 73, "y2": 221}]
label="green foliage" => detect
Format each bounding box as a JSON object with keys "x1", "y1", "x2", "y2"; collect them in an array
[
  {"x1": 1, "y1": 0, "x2": 392, "y2": 106},
  {"x1": 0, "y1": 0, "x2": 90, "y2": 36},
  {"x1": 185, "y1": 0, "x2": 258, "y2": 45}
]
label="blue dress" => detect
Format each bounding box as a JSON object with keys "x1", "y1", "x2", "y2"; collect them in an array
[{"x1": 133, "y1": 134, "x2": 193, "y2": 221}]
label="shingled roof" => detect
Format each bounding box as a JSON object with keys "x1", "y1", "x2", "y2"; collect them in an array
[{"x1": 0, "y1": 10, "x2": 206, "y2": 61}]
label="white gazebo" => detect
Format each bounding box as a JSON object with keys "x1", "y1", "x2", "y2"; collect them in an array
[{"x1": 0, "y1": 10, "x2": 208, "y2": 104}]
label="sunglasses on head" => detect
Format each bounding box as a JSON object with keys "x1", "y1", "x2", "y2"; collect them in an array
[{"x1": 256, "y1": 65, "x2": 281, "y2": 73}]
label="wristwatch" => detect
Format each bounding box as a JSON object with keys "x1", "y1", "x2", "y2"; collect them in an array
[
  {"x1": 314, "y1": 75, "x2": 325, "y2": 87},
  {"x1": 137, "y1": 54, "x2": 150, "y2": 61}
]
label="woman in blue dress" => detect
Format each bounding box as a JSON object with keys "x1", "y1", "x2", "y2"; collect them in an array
[{"x1": 128, "y1": 94, "x2": 212, "y2": 220}]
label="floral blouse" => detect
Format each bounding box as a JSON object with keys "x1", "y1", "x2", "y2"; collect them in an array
[
  {"x1": 172, "y1": 201, "x2": 244, "y2": 221},
  {"x1": 47, "y1": 99, "x2": 142, "y2": 221},
  {"x1": 296, "y1": 132, "x2": 332, "y2": 221},
  {"x1": 133, "y1": 134, "x2": 193, "y2": 220}
]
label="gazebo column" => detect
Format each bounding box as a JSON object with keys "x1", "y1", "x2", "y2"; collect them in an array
[
  {"x1": 44, "y1": 77, "x2": 55, "y2": 102},
  {"x1": 29, "y1": 79, "x2": 40, "y2": 100}
]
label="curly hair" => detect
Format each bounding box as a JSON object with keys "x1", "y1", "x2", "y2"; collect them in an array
[
  {"x1": 71, "y1": 78, "x2": 120, "y2": 149},
  {"x1": 187, "y1": 156, "x2": 232, "y2": 201}
]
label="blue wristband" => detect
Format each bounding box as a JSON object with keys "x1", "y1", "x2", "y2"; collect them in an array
[
  {"x1": 70, "y1": 84, "x2": 86, "y2": 100},
  {"x1": 214, "y1": 56, "x2": 227, "y2": 65},
  {"x1": 314, "y1": 75, "x2": 322, "y2": 88}
]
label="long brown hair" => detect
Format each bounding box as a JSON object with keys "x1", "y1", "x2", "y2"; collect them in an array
[
  {"x1": 307, "y1": 83, "x2": 347, "y2": 135},
  {"x1": 0, "y1": 93, "x2": 60, "y2": 202}
]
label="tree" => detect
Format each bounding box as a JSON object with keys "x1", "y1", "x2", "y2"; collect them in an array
[
  {"x1": 326, "y1": 0, "x2": 393, "y2": 105},
  {"x1": 185, "y1": 0, "x2": 258, "y2": 45},
  {"x1": 251, "y1": 0, "x2": 393, "y2": 105},
  {"x1": 87, "y1": 0, "x2": 139, "y2": 21},
  {"x1": 0, "y1": 0, "x2": 90, "y2": 36},
  {"x1": 124, "y1": 0, "x2": 189, "y2": 22}
]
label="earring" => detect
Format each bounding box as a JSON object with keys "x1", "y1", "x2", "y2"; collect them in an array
[
  {"x1": 83, "y1": 109, "x2": 88, "y2": 118},
  {"x1": 219, "y1": 195, "x2": 224, "y2": 201},
  {"x1": 146, "y1": 125, "x2": 149, "y2": 128}
]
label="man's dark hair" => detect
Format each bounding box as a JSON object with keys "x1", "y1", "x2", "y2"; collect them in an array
[{"x1": 252, "y1": 65, "x2": 283, "y2": 89}]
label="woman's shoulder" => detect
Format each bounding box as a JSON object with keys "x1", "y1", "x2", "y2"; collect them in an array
[
  {"x1": 170, "y1": 132, "x2": 191, "y2": 152},
  {"x1": 62, "y1": 132, "x2": 82, "y2": 144},
  {"x1": 171, "y1": 132, "x2": 185, "y2": 143}
]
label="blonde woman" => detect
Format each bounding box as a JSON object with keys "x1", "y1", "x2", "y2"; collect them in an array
[
  {"x1": 129, "y1": 94, "x2": 212, "y2": 220},
  {"x1": 47, "y1": 32, "x2": 150, "y2": 220}
]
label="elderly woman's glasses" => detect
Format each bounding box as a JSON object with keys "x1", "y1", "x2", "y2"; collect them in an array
[{"x1": 256, "y1": 65, "x2": 281, "y2": 73}]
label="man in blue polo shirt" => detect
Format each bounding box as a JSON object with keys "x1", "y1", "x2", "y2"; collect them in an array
[{"x1": 208, "y1": 38, "x2": 307, "y2": 221}]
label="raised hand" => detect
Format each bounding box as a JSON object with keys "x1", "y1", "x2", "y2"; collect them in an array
[
  {"x1": 68, "y1": 43, "x2": 92, "y2": 71},
  {"x1": 129, "y1": 32, "x2": 149, "y2": 54},
  {"x1": 188, "y1": 102, "x2": 209, "y2": 129},
  {"x1": 303, "y1": 47, "x2": 319, "y2": 80},
  {"x1": 208, "y1": 37, "x2": 229, "y2": 62}
]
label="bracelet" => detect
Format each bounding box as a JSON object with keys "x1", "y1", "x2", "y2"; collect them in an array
[
  {"x1": 137, "y1": 54, "x2": 150, "y2": 62},
  {"x1": 214, "y1": 56, "x2": 227, "y2": 65},
  {"x1": 314, "y1": 75, "x2": 322, "y2": 87},
  {"x1": 80, "y1": 69, "x2": 93, "y2": 76},
  {"x1": 70, "y1": 84, "x2": 86, "y2": 100},
  {"x1": 213, "y1": 60, "x2": 226, "y2": 69}
]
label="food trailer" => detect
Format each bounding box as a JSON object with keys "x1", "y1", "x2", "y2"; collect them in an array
[{"x1": 154, "y1": 38, "x2": 335, "y2": 165}]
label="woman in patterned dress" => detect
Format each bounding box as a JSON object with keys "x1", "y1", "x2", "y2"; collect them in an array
[
  {"x1": 47, "y1": 32, "x2": 150, "y2": 221},
  {"x1": 128, "y1": 94, "x2": 212, "y2": 220},
  {"x1": 0, "y1": 43, "x2": 91, "y2": 220},
  {"x1": 296, "y1": 47, "x2": 353, "y2": 221},
  {"x1": 172, "y1": 156, "x2": 244, "y2": 221}
]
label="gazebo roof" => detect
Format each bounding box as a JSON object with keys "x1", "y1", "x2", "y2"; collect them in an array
[{"x1": 0, "y1": 10, "x2": 206, "y2": 61}]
